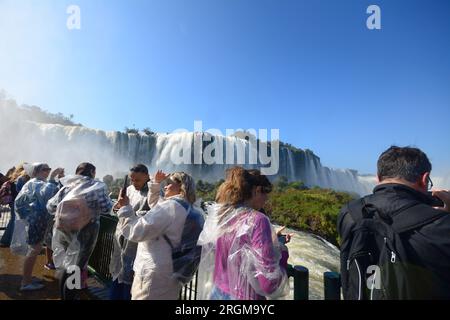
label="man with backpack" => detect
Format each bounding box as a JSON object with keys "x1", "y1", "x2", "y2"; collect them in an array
[
  {"x1": 47, "y1": 162, "x2": 113, "y2": 299},
  {"x1": 338, "y1": 146, "x2": 450, "y2": 300}
]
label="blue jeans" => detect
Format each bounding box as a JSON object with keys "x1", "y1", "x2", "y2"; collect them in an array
[
  {"x1": 109, "y1": 279, "x2": 132, "y2": 300},
  {"x1": 0, "y1": 204, "x2": 15, "y2": 246},
  {"x1": 210, "y1": 286, "x2": 233, "y2": 300}
]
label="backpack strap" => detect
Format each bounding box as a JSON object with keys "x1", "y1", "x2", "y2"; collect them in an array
[
  {"x1": 171, "y1": 197, "x2": 190, "y2": 212},
  {"x1": 163, "y1": 234, "x2": 174, "y2": 250},
  {"x1": 163, "y1": 197, "x2": 191, "y2": 250},
  {"x1": 391, "y1": 204, "x2": 447, "y2": 234},
  {"x1": 346, "y1": 197, "x2": 372, "y2": 223},
  {"x1": 347, "y1": 197, "x2": 447, "y2": 234}
]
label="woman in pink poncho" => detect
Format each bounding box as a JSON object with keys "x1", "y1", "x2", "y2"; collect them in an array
[{"x1": 197, "y1": 167, "x2": 291, "y2": 300}]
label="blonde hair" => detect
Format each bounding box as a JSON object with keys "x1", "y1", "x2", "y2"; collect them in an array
[
  {"x1": 10, "y1": 163, "x2": 29, "y2": 182},
  {"x1": 168, "y1": 172, "x2": 196, "y2": 204}
]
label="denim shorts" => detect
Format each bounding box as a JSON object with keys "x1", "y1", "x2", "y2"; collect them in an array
[{"x1": 26, "y1": 211, "x2": 51, "y2": 245}]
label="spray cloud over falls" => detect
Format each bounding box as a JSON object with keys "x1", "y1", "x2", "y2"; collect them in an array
[{"x1": 0, "y1": 95, "x2": 385, "y2": 195}]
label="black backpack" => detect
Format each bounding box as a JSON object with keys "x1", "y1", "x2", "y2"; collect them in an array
[
  {"x1": 163, "y1": 198, "x2": 205, "y2": 285},
  {"x1": 340, "y1": 197, "x2": 446, "y2": 300}
]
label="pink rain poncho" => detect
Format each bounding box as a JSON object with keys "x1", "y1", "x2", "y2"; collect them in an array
[{"x1": 197, "y1": 203, "x2": 290, "y2": 300}]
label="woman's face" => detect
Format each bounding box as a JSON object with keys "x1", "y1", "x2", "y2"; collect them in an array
[
  {"x1": 164, "y1": 179, "x2": 181, "y2": 198},
  {"x1": 250, "y1": 186, "x2": 269, "y2": 210}
]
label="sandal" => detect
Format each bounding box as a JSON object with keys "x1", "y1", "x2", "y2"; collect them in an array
[{"x1": 44, "y1": 263, "x2": 56, "y2": 270}]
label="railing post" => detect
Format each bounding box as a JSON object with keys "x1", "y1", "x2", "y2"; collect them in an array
[
  {"x1": 324, "y1": 272, "x2": 341, "y2": 300},
  {"x1": 292, "y1": 266, "x2": 309, "y2": 300}
]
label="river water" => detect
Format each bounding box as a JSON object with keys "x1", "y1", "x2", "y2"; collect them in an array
[{"x1": 276, "y1": 225, "x2": 341, "y2": 300}]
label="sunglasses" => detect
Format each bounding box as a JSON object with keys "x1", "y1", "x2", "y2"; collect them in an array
[
  {"x1": 164, "y1": 177, "x2": 179, "y2": 185},
  {"x1": 426, "y1": 176, "x2": 434, "y2": 191}
]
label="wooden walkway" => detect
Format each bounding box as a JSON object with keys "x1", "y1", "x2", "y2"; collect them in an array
[
  {"x1": 0, "y1": 247, "x2": 109, "y2": 300},
  {"x1": 0, "y1": 246, "x2": 60, "y2": 300}
]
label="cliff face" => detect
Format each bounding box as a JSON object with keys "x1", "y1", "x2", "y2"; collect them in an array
[{"x1": 0, "y1": 98, "x2": 375, "y2": 195}]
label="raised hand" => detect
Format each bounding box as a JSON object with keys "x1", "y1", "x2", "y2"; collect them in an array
[
  {"x1": 154, "y1": 170, "x2": 168, "y2": 184},
  {"x1": 50, "y1": 167, "x2": 65, "y2": 179}
]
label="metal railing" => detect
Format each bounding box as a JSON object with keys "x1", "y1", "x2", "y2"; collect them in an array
[
  {"x1": 0, "y1": 205, "x2": 11, "y2": 231},
  {"x1": 87, "y1": 214, "x2": 118, "y2": 284},
  {"x1": 286, "y1": 264, "x2": 342, "y2": 300},
  {"x1": 88, "y1": 214, "x2": 342, "y2": 300},
  {"x1": 88, "y1": 214, "x2": 201, "y2": 299}
]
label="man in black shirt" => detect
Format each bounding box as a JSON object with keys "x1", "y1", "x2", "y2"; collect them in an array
[{"x1": 338, "y1": 146, "x2": 450, "y2": 299}]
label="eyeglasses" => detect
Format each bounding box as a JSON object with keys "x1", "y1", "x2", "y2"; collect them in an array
[
  {"x1": 42, "y1": 168, "x2": 51, "y2": 172},
  {"x1": 427, "y1": 176, "x2": 434, "y2": 191}
]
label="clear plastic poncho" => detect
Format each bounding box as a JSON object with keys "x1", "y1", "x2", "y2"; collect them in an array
[
  {"x1": 49, "y1": 175, "x2": 109, "y2": 270},
  {"x1": 11, "y1": 177, "x2": 59, "y2": 256},
  {"x1": 196, "y1": 203, "x2": 290, "y2": 300}
]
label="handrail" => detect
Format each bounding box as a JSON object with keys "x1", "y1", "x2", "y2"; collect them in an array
[{"x1": 88, "y1": 214, "x2": 342, "y2": 300}]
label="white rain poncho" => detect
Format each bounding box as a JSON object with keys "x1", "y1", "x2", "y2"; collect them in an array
[
  {"x1": 197, "y1": 203, "x2": 290, "y2": 300},
  {"x1": 109, "y1": 183, "x2": 150, "y2": 285},
  {"x1": 116, "y1": 181, "x2": 205, "y2": 300},
  {"x1": 47, "y1": 175, "x2": 112, "y2": 270}
]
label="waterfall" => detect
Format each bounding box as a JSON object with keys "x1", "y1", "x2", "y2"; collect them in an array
[{"x1": 0, "y1": 118, "x2": 375, "y2": 195}]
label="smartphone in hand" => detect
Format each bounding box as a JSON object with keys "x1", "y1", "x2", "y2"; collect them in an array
[
  {"x1": 428, "y1": 192, "x2": 445, "y2": 207},
  {"x1": 121, "y1": 175, "x2": 129, "y2": 197},
  {"x1": 278, "y1": 235, "x2": 287, "y2": 245}
]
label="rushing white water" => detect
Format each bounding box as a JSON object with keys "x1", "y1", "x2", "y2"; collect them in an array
[{"x1": 274, "y1": 225, "x2": 340, "y2": 300}]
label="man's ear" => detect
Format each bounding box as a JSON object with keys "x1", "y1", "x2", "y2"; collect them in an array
[{"x1": 420, "y1": 172, "x2": 430, "y2": 190}]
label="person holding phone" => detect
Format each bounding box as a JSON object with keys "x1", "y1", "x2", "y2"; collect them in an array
[
  {"x1": 338, "y1": 146, "x2": 450, "y2": 299},
  {"x1": 196, "y1": 167, "x2": 290, "y2": 300},
  {"x1": 109, "y1": 164, "x2": 150, "y2": 300},
  {"x1": 113, "y1": 170, "x2": 198, "y2": 300}
]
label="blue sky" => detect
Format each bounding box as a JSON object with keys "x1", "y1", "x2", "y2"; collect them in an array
[{"x1": 1, "y1": 0, "x2": 449, "y2": 175}]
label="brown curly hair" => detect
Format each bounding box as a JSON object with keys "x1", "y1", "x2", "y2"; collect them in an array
[{"x1": 215, "y1": 167, "x2": 272, "y2": 221}]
